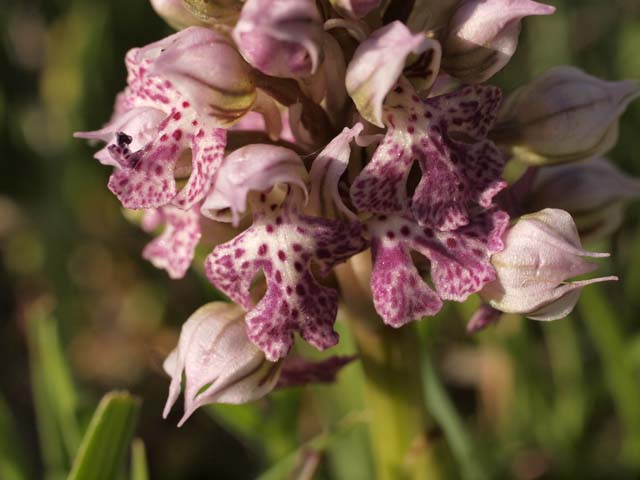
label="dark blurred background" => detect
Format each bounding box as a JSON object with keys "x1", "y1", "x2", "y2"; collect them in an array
[{"x1": 1, "y1": 0, "x2": 640, "y2": 479}]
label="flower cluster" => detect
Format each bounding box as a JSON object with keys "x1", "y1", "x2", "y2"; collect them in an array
[{"x1": 77, "y1": 0, "x2": 639, "y2": 423}]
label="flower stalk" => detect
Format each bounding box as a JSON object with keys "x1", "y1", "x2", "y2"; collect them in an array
[{"x1": 336, "y1": 259, "x2": 440, "y2": 480}]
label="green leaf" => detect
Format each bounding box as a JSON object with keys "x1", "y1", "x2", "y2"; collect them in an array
[
  {"x1": 420, "y1": 333, "x2": 488, "y2": 480},
  {"x1": 130, "y1": 439, "x2": 149, "y2": 480},
  {"x1": 0, "y1": 394, "x2": 33, "y2": 480},
  {"x1": 67, "y1": 391, "x2": 141, "y2": 480},
  {"x1": 27, "y1": 307, "x2": 81, "y2": 477},
  {"x1": 257, "y1": 411, "x2": 369, "y2": 480},
  {"x1": 578, "y1": 286, "x2": 640, "y2": 466}
]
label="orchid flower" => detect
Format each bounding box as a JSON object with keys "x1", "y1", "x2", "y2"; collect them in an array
[{"x1": 76, "y1": 0, "x2": 636, "y2": 432}]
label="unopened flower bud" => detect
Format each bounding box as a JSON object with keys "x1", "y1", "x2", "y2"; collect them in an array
[
  {"x1": 163, "y1": 302, "x2": 281, "y2": 426},
  {"x1": 526, "y1": 158, "x2": 640, "y2": 240},
  {"x1": 482, "y1": 209, "x2": 617, "y2": 321},
  {"x1": 494, "y1": 67, "x2": 640, "y2": 165},
  {"x1": 232, "y1": 0, "x2": 324, "y2": 78},
  {"x1": 149, "y1": 0, "x2": 204, "y2": 29},
  {"x1": 151, "y1": 27, "x2": 256, "y2": 122},
  {"x1": 442, "y1": 0, "x2": 555, "y2": 84}
]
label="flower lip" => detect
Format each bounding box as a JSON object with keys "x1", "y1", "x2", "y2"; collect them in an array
[{"x1": 350, "y1": 77, "x2": 506, "y2": 232}]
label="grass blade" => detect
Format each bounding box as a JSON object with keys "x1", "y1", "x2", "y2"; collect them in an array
[
  {"x1": 420, "y1": 331, "x2": 488, "y2": 480},
  {"x1": 130, "y1": 438, "x2": 149, "y2": 480},
  {"x1": 578, "y1": 285, "x2": 640, "y2": 466},
  {"x1": 27, "y1": 305, "x2": 81, "y2": 477},
  {"x1": 257, "y1": 411, "x2": 368, "y2": 480},
  {"x1": 67, "y1": 391, "x2": 141, "y2": 480}
]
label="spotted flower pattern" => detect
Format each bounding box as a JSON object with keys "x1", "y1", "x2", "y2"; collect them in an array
[
  {"x1": 351, "y1": 77, "x2": 506, "y2": 231},
  {"x1": 75, "y1": 0, "x2": 632, "y2": 419}
]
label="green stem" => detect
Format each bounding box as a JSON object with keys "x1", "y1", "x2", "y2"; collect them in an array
[{"x1": 335, "y1": 259, "x2": 439, "y2": 480}]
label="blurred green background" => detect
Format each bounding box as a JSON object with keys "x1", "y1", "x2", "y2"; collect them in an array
[{"x1": 1, "y1": 0, "x2": 640, "y2": 479}]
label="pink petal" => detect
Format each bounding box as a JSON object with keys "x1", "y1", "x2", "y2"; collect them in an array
[
  {"x1": 201, "y1": 144, "x2": 308, "y2": 225},
  {"x1": 346, "y1": 21, "x2": 441, "y2": 127},
  {"x1": 150, "y1": 27, "x2": 256, "y2": 121},
  {"x1": 232, "y1": 0, "x2": 324, "y2": 78},
  {"x1": 142, "y1": 205, "x2": 202, "y2": 279},
  {"x1": 75, "y1": 107, "x2": 166, "y2": 167},
  {"x1": 77, "y1": 27, "x2": 259, "y2": 210},
  {"x1": 308, "y1": 124, "x2": 363, "y2": 220},
  {"x1": 107, "y1": 126, "x2": 226, "y2": 210},
  {"x1": 443, "y1": 0, "x2": 555, "y2": 83},
  {"x1": 370, "y1": 236, "x2": 443, "y2": 327}
]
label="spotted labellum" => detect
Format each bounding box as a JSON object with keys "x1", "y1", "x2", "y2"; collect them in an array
[{"x1": 76, "y1": 0, "x2": 638, "y2": 423}]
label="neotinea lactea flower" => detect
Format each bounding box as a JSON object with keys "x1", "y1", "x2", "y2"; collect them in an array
[{"x1": 76, "y1": 0, "x2": 638, "y2": 422}]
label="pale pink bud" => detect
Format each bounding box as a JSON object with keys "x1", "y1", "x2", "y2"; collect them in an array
[
  {"x1": 163, "y1": 302, "x2": 281, "y2": 426},
  {"x1": 527, "y1": 158, "x2": 640, "y2": 240},
  {"x1": 201, "y1": 144, "x2": 308, "y2": 225},
  {"x1": 494, "y1": 67, "x2": 640, "y2": 165},
  {"x1": 150, "y1": 27, "x2": 256, "y2": 123},
  {"x1": 232, "y1": 0, "x2": 324, "y2": 78},
  {"x1": 443, "y1": 0, "x2": 555, "y2": 84},
  {"x1": 482, "y1": 209, "x2": 617, "y2": 321},
  {"x1": 149, "y1": 0, "x2": 204, "y2": 29},
  {"x1": 346, "y1": 21, "x2": 441, "y2": 127}
]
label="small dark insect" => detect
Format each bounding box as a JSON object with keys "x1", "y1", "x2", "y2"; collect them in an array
[{"x1": 116, "y1": 132, "x2": 133, "y2": 146}]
